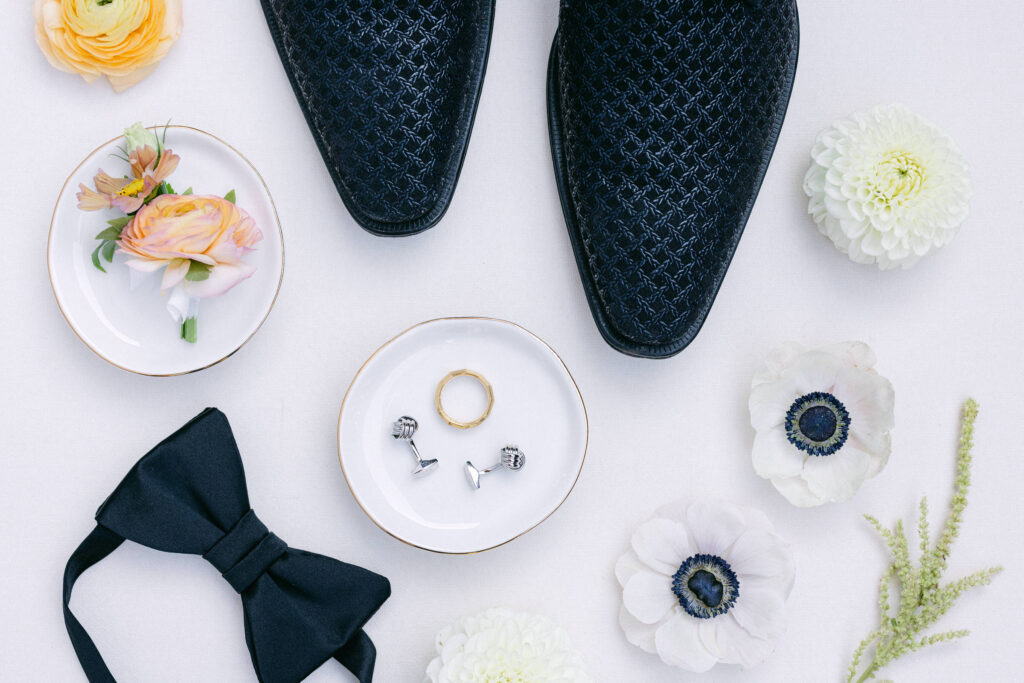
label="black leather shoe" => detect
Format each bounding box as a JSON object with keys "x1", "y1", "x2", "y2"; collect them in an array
[
  {"x1": 548, "y1": 0, "x2": 799, "y2": 358},
  {"x1": 261, "y1": 0, "x2": 496, "y2": 236}
]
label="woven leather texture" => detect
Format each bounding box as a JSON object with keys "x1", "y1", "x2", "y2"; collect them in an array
[
  {"x1": 261, "y1": 0, "x2": 495, "y2": 235},
  {"x1": 549, "y1": 0, "x2": 799, "y2": 358}
]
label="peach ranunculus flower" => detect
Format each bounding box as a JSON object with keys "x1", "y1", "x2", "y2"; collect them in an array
[
  {"x1": 33, "y1": 0, "x2": 183, "y2": 92},
  {"x1": 120, "y1": 194, "x2": 263, "y2": 299}
]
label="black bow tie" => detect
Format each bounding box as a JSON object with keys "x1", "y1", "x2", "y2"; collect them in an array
[{"x1": 62, "y1": 408, "x2": 391, "y2": 683}]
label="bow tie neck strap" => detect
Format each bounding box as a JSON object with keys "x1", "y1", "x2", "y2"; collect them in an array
[{"x1": 62, "y1": 526, "x2": 123, "y2": 683}]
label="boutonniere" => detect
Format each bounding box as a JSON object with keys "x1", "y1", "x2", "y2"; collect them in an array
[{"x1": 76, "y1": 123, "x2": 263, "y2": 343}]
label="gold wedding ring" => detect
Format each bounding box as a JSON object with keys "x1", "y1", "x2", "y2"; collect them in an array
[{"x1": 435, "y1": 369, "x2": 494, "y2": 430}]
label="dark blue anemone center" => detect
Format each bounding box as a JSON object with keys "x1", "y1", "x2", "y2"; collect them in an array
[
  {"x1": 785, "y1": 392, "x2": 851, "y2": 457},
  {"x1": 799, "y1": 404, "x2": 838, "y2": 442},
  {"x1": 687, "y1": 569, "x2": 724, "y2": 608},
  {"x1": 672, "y1": 554, "x2": 739, "y2": 619}
]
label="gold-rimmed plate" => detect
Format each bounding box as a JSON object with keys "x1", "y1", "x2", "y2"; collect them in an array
[
  {"x1": 338, "y1": 318, "x2": 588, "y2": 554},
  {"x1": 47, "y1": 125, "x2": 284, "y2": 376}
]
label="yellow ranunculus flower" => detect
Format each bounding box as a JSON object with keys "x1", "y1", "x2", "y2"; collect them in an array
[{"x1": 32, "y1": 0, "x2": 182, "y2": 92}]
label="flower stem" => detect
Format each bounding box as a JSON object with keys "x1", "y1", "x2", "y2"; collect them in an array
[
  {"x1": 181, "y1": 316, "x2": 197, "y2": 343},
  {"x1": 178, "y1": 296, "x2": 200, "y2": 343},
  {"x1": 855, "y1": 662, "x2": 878, "y2": 683}
]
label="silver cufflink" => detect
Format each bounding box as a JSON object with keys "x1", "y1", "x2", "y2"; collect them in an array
[
  {"x1": 391, "y1": 416, "x2": 439, "y2": 477},
  {"x1": 465, "y1": 445, "x2": 526, "y2": 489}
]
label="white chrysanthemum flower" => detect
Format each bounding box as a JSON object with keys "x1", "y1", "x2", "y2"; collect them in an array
[
  {"x1": 616, "y1": 499, "x2": 795, "y2": 672},
  {"x1": 803, "y1": 104, "x2": 971, "y2": 269},
  {"x1": 749, "y1": 342, "x2": 895, "y2": 507},
  {"x1": 424, "y1": 607, "x2": 591, "y2": 683}
]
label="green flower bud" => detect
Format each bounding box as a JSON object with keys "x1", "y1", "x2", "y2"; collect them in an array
[{"x1": 124, "y1": 122, "x2": 161, "y2": 154}]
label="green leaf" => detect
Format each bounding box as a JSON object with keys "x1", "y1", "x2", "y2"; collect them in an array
[
  {"x1": 108, "y1": 148, "x2": 129, "y2": 163},
  {"x1": 185, "y1": 260, "x2": 212, "y2": 282},
  {"x1": 224, "y1": 189, "x2": 236, "y2": 204},
  {"x1": 91, "y1": 244, "x2": 106, "y2": 273},
  {"x1": 144, "y1": 181, "x2": 175, "y2": 204},
  {"x1": 95, "y1": 227, "x2": 122, "y2": 241},
  {"x1": 182, "y1": 187, "x2": 193, "y2": 196},
  {"x1": 107, "y1": 216, "x2": 131, "y2": 230},
  {"x1": 101, "y1": 240, "x2": 116, "y2": 263}
]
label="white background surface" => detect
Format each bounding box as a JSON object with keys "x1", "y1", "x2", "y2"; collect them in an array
[{"x1": 2, "y1": 1, "x2": 1022, "y2": 681}]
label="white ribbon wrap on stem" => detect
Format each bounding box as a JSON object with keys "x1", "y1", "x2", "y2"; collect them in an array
[{"x1": 167, "y1": 284, "x2": 199, "y2": 343}]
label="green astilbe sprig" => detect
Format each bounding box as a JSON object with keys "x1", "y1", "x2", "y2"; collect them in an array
[{"x1": 847, "y1": 399, "x2": 1002, "y2": 682}]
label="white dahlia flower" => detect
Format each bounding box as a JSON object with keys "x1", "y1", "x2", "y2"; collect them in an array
[
  {"x1": 424, "y1": 607, "x2": 591, "y2": 683},
  {"x1": 803, "y1": 104, "x2": 971, "y2": 269},
  {"x1": 616, "y1": 499, "x2": 795, "y2": 672},
  {"x1": 749, "y1": 342, "x2": 895, "y2": 507}
]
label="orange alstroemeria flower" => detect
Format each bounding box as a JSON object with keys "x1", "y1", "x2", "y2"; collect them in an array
[{"x1": 76, "y1": 144, "x2": 180, "y2": 214}]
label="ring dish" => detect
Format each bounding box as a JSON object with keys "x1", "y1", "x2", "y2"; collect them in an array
[{"x1": 338, "y1": 317, "x2": 588, "y2": 554}]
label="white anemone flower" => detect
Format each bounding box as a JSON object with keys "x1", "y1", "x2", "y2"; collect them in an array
[
  {"x1": 424, "y1": 607, "x2": 591, "y2": 683},
  {"x1": 803, "y1": 104, "x2": 971, "y2": 269},
  {"x1": 616, "y1": 499, "x2": 795, "y2": 672},
  {"x1": 749, "y1": 341, "x2": 895, "y2": 507}
]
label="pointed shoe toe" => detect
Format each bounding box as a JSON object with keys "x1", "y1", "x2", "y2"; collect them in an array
[
  {"x1": 548, "y1": 0, "x2": 800, "y2": 357},
  {"x1": 262, "y1": 0, "x2": 496, "y2": 235}
]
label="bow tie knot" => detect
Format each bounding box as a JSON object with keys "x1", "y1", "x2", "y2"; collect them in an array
[{"x1": 203, "y1": 509, "x2": 287, "y2": 593}]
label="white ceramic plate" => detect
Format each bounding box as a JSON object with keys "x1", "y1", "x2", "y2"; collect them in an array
[
  {"x1": 338, "y1": 318, "x2": 588, "y2": 554},
  {"x1": 47, "y1": 126, "x2": 284, "y2": 376}
]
